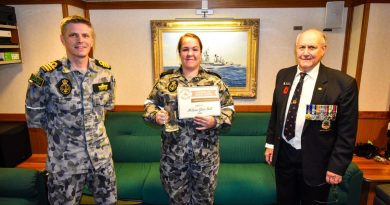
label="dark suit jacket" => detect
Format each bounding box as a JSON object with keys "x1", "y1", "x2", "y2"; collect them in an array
[{"x1": 266, "y1": 63, "x2": 358, "y2": 186}]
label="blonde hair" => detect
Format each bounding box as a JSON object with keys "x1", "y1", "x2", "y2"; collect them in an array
[{"x1": 60, "y1": 15, "x2": 93, "y2": 36}]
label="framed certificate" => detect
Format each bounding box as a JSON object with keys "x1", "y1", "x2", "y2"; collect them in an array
[{"x1": 177, "y1": 86, "x2": 221, "y2": 119}]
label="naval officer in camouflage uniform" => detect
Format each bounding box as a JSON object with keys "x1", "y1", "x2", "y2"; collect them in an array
[
  {"x1": 144, "y1": 33, "x2": 234, "y2": 205},
  {"x1": 25, "y1": 15, "x2": 117, "y2": 205}
]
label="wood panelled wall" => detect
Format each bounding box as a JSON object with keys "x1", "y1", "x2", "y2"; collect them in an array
[
  {"x1": 3, "y1": 0, "x2": 389, "y2": 9},
  {"x1": 1, "y1": 106, "x2": 388, "y2": 154},
  {"x1": 1, "y1": 0, "x2": 389, "y2": 153}
]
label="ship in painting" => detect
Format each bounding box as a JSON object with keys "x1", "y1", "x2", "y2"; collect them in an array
[{"x1": 201, "y1": 49, "x2": 240, "y2": 70}]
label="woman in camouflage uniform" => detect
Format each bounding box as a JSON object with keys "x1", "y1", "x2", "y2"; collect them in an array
[{"x1": 144, "y1": 33, "x2": 234, "y2": 205}]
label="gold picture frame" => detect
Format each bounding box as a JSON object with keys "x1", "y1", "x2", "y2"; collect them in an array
[{"x1": 151, "y1": 19, "x2": 259, "y2": 98}]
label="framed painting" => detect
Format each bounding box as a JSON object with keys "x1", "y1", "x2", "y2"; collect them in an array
[{"x1": 151, "y1": 19, "x2": 259, "y2": 98}]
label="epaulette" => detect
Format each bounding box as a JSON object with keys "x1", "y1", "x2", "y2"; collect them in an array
[
  {"x1": 205, "y1": 70, "x2": 222, "y2": 79},
  {"x1": 40, "y1": 60, "x2": 62, "y2": 73},
  {"x1": 159, "y1": 69, "x2": 174, "y2": 78},
  {"x1": 95, "y1": 59, "x2": 111, "y2": 70}
]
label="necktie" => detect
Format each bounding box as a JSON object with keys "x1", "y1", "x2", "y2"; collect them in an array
[{"x1": 284, "y1": 72, "x2": 306, "y2": 141}]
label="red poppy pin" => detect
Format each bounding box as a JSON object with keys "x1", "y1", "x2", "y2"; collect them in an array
[{"x1": 283, "y1": 86, "x2": 289, "y2": 94}]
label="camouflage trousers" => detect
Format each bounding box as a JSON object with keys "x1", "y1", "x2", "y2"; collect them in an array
[
  {"x1": 160, "y1": 137, "x2": 220, "y2": 205},
  {"x1": 47, "y1": 160, "x2": 117, "y2": 205}
]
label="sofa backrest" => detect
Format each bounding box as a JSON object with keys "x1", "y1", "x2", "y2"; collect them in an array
[
  {"x1": 105, "y1": 112, "x2": 271, "y2": 163},
  {"x1": 219, "y1": 112, "x2": 270, "y2": 163},
  {"x1": 105, "y1": 112, "x2": 161, "y2": 162},
  {"x1": 220, "y1": 112, "x2": 270, "y2": 136}
]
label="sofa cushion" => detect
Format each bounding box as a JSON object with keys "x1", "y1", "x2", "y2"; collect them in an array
[
  {"x1": 111, "y1": 135, "x2": 161, "y2": 162},
  {"x1": 327, "y1": 162, "x2": 363, "y2": 205},
  {"x1": 220, "y1": 135, "x2": 266, "y2": 163},
  {"x1": 142, "y1": 163, "x2": 277, "y2": 205},
  {"x1": 142, "y1": 163, "x2": 169, "y2": 205},
  {"x1": 0, "y1": 197, "x2": 37, "y2": 205},
  {"x1": 215, "y1": 163, "x2": 276, "y2": 205},
  {"x1": 0, "y1": 168, "x2": 39, "y2": 198},
  {"x1": 114, "y1": 163, "x2": 152, "y2": 200}
]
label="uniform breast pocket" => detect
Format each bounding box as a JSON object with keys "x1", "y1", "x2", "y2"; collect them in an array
[
  {"x1": 56, "y1": 97, "x2": 74, "y2": 111},
  {"x1": 93, "y1": 91, "x2": 110, "y2": 107}
]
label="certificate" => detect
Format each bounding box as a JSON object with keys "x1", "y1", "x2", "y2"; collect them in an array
[{"x1": 177, "y1": 86, "x2": 221, "y2": 119}]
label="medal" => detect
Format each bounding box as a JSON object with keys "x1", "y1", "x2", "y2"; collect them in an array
[
  {"x1": 305, "y1": 104, "x2": 311, "y2": 119},
  {"x1": 322, "y1": 119, "x2": 331, "y2": 130},
  {"x1": 332, "y1": 105, "x2": 338, "y2": 120},
  {"x1": 316, "y1": 105, "x2": 321, "y2": 120}
]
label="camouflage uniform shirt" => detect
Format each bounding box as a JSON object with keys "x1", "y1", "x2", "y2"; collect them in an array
[
  {"x1": 143, "y1": 68, "x2": 234, "y2": 204},
  {"x1": 25, "y1": 57, "x2": 115, "y2": 174},
  {"x1": 144, "y1": 68, "x2": 234, "y2": 130}
]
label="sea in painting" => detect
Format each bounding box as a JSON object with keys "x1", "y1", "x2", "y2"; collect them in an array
[
  {"x1": 163, "y1": 49, "x2": 246, "y2": 87},
  {"x1": 163, "y1": 65, "x2": 246, "y2": 87}
]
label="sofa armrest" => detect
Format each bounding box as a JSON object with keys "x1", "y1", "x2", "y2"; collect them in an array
[
  {"x1": 0, "y1": 168, "x2": 45, "y2": 200},
  {"x1": 328, "y1": 162, "x2": 363, "y2": 205}
]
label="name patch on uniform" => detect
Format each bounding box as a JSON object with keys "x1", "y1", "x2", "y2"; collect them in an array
[
  {"x1": 56, "y1": 78, "x2": 72, "y2": 96},
  {"x1": 93, "y1": 82, "x2": 111, "y2": 92},
  {"x1": 28, "y1": 73, "x2": 44, "y2": 87},
  {"x1": 168, "y1": 80, "x2": 178, "y2": 92}
]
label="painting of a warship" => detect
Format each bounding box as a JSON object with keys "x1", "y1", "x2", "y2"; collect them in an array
[{"x1": 164, "y1": 48, "x2": 246, "y2": 87}]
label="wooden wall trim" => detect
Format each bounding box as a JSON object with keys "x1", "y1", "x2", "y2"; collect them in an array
[
  {"x1": 113, "y1": 105, "x2": 144, "y2": 112},
  {"x1": 341, "y1": 6, "x2": 354, "y2": 74},
  {"x1": 3, "y1": 0, "x2": 389, "y2": 9},
  {"x1": 112, "y1": 105, "x2": 272, "y2": 112},
  {"x1": 85, "y1": 0, "x2": 333, "y2": 10},
  {"x1": 84, "y1": 7, "x2": 90, "y2": 19},
  {"x1": 359, "y1": 111, "x2": 390, "y2": 119},
  {"x1": 209, "y1": 0, "x2": 331, "y2": 8},
  {"x1": 3, "y1": 107, "x2": 388, "y2": 154},
  {"x1": 3, "y1": 0, "x2": 359, "y2": 10},
  {"x1": 0, "y1": 0, "x2": 86, "y2": 8},
  {"x1": 86, "y1": 1, "x2": 199, "y2": 10},
  {"x1": 2, "y1": 107, "x2": 389, "y2": 120},
  {"x1": 352, "y1": 0, "x2": 390, "y2": 7},
  {"x1": 0, "y1": 114, "x2": 26, "y2": 122},
  {"x1": 234, "y1": 105, "x2": 272, "y2": 112},
  {"x1": 355, "y1": 3, "x2": 370, "y2": 89},
  {"x1": 62, "y1": 3, "x2": 69, "y2": 17}
]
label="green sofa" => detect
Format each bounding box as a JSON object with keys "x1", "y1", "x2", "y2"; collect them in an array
[
  {"x1": 0, "y1": 168, "x2": 47, "y2": 205},
  {"x1": 101, "y1": 111, "x2": 363, "y2": 205}
]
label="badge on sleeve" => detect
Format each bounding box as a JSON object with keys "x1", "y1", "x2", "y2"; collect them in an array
[
  {"x1": 28, "y1": 73, "x2": 44, "y2": 87},
  {"x1": 56, "y1": 78, "x2": 72, "y2": 96},
  {"x1": 168, "y1": 80, "x2": 178, "y2": 92},
  {"x1": 93, "y1": 82, "x2": 111, "y2": 92}
]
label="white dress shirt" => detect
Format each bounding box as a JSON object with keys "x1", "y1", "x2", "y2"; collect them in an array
[{"x1": 265, "y1": 63, "x2": 319, "y2": 150}]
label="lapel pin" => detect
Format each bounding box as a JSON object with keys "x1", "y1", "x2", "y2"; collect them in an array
[{"x1": 283, "y1": 86, "x2": 289, "y2": 94}]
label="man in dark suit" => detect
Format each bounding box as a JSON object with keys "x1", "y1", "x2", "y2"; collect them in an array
[{"x1": 264, "y1": 29, "x2": 358, "y2": 204}]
